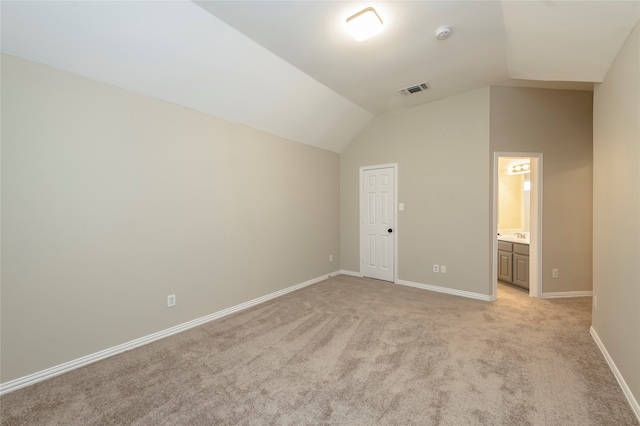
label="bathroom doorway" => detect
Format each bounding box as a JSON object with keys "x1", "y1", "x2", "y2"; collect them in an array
[{"x1": 492, "y1": 153, "x2": 543, "y2": 299}]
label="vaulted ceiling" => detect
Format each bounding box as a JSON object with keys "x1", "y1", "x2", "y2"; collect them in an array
[{"x1": 2, "y1": 1, "x2": 639, "y2": 153}]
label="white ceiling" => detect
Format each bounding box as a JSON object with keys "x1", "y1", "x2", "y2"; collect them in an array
[
  {"x1": 2, "y1": 1, "x2": 639, "y2": 153},
  {"x1": 199, "y1": 0, "x2": 639, "y2": 114},
  {"x1": 0, "y1": 0, "x2": 372, "y2": 153}
]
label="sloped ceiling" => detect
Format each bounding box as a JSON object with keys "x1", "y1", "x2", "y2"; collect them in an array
[
  {"x1": 2, "y1": 1, "x2": 639, "y2": 153},
  {"x1": 502, "y1": 1, "x2": 640, "y2": 81},
  {"x1": 199, "y1": 0, "x2": 639, "y2": 114},
  {"x1": 0, "y1": 0, "x2": 372, "y2": 153}
]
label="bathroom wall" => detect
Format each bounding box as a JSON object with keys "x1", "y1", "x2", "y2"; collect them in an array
[
  {"x1": 498, "y1": 158, "x2": 531, "y2": 236},
  {"x1": 498, "y1": 173, "x2": 524, "y2": 233}
]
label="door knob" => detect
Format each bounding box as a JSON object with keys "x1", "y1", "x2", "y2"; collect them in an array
[{"x1": 388, "y1": 228, "x2": 393, "y2": 233}]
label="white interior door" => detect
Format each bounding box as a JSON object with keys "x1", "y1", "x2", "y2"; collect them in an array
[{"x1": 361, "y1": 167, "x2": 395, "y2": 282}]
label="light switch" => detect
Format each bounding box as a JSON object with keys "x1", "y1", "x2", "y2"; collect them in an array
[{"x1": 399, "y1": 203, "x2": 404, "y2": 211}]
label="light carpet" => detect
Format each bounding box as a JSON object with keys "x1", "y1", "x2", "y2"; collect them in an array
[{"x1": 1, "y1": 275, "x2": 637, "y2": 425}]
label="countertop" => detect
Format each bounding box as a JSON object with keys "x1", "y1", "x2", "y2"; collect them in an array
[{"x1": 498, "y1": 235, "x2": 530, "y2": 245}]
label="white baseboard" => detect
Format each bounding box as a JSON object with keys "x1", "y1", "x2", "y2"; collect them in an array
[
  {"x1": 397, "y1": 279, "x2": 492, "y2": 302},
  {"x1": 337, "y1": 273, "x2": 492, "y2": 304},
  {"x1": 0, "y1": 272, "x2": 335, "y2": 396},
  {"x1": 338, "y1": 270, "x2": 363, "y2": 277},
  {"x1": 542, "y1": 290, "x2": 593, "y2": 298},
  {"x1": 590, "y1": 327, "x2": 640, "y2": 422}
]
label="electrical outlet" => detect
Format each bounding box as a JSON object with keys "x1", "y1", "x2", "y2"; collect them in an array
[
  {"x1": 441, "y1": 265, "x2": 447, "y2": 273},
  {"x1": 552, "y1": 269, "x2": 559, "y2": 278},
  {"x1": 433, "y1": 264, "x2": 439, "y2": 273},
  {"x1": 167, "y1": 294, "x2": 176, "y2": 308},
  {"x1": 329, "y1": 254, "x2": 333, "y2": 262}
]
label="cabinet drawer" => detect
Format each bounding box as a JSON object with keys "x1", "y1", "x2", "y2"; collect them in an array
[
  {"x1": 498, "y1": 241, "x2": 512, "y2": 252},
  {"x1": 513, "y1": 243, "x2": 529, "y2": 255}
]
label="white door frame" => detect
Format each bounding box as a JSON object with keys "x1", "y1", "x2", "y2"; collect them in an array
[
  {"x1": 360, "y1": 163, "x2": 398, "y2": 283},
  {"x1": 492, "y1": 152, "x2": 543, "y2": 299}
]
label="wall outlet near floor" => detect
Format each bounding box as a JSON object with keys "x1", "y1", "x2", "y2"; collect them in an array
[
  {"x1": 552, "y1": 268, "x2": 559, "y2": 278},
  {"x1": 440, "y1": 265, "x2": 447, "y2": 273},
  {"x1": 433, "y1": 264, "x2": 439, "y2": 273},
  {"x1": 167, "y1": 294, "x2": 176, "y2": 308},
  {"x1": 329, "y1": 254, "x2": 333, "y2": 262}
]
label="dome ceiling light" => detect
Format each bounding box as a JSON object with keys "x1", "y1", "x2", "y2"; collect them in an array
[{"x1": 346, "y1": 7, "x2": 384, "y2": 41}]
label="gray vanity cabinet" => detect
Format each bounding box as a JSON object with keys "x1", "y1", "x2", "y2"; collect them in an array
[
  {"x1": 498, "y1": 242, "x2": 513, "y2": 283},
  {"x1": 498, "y1": 241, "x2": 530, "y2": 290},
  {"x1": 513, "y1": 254, "x2": 529, "y2": 288}
]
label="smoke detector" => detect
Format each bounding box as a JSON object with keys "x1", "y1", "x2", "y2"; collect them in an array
[
  {"x1": 435, "y1": 25, "x2": 452, "y2": 40},
  {"x1": 398, "y1": 82, "x2": 430, "y2": 96}
]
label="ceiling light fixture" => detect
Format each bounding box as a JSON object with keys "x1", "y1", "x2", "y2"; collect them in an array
[
  {"x1": 435, "y1": 25, "x2": 452, "y2": 40},
  {"x1": 346, "y1": 7, "x2": 384, "y2": 41},
  {"x1": 511, "y1": 162, "x2": 530, "y2": 174}
]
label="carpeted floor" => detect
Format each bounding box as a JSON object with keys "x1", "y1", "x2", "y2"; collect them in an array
[{"x1": 1, "y1": 275, "x2": 637, "y2": 425}]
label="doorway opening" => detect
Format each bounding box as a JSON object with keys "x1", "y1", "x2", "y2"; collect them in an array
[{"x1": 492, "y1": 153, "x2": 543, "y2": 299}]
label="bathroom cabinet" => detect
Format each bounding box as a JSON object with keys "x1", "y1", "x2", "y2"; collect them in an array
[
  {"x1": 498, "y1": 244, "x2": 512, "y2": 283},
  {"x1": 498, "y1": 240, "x2": 529, "y2": 290}
]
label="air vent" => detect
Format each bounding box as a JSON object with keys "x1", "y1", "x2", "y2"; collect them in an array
[{"x1": 399, "y1": 82, "x2": 430, "y2": 96}]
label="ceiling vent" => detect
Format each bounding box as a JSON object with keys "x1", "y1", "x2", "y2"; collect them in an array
[{"x1": 398, "y1": 82, "x2": 430, "y2": 96}]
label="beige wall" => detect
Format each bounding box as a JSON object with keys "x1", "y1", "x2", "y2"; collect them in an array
[
  {"x1": 593, "y1": 23, "x2": 640, "y2": 407},
  {"x1": 490, "y1": 87, "x2": 593, "y2": 293},
  {"x1": 341, "y1": 86, "x2": 592, "y2": 296},
  {"x1": 0, "y1": 55, "x2": 340, "y2": 382},
  {"x1": 341, "y1": 88, "x2": 492, "y2": 295}
]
